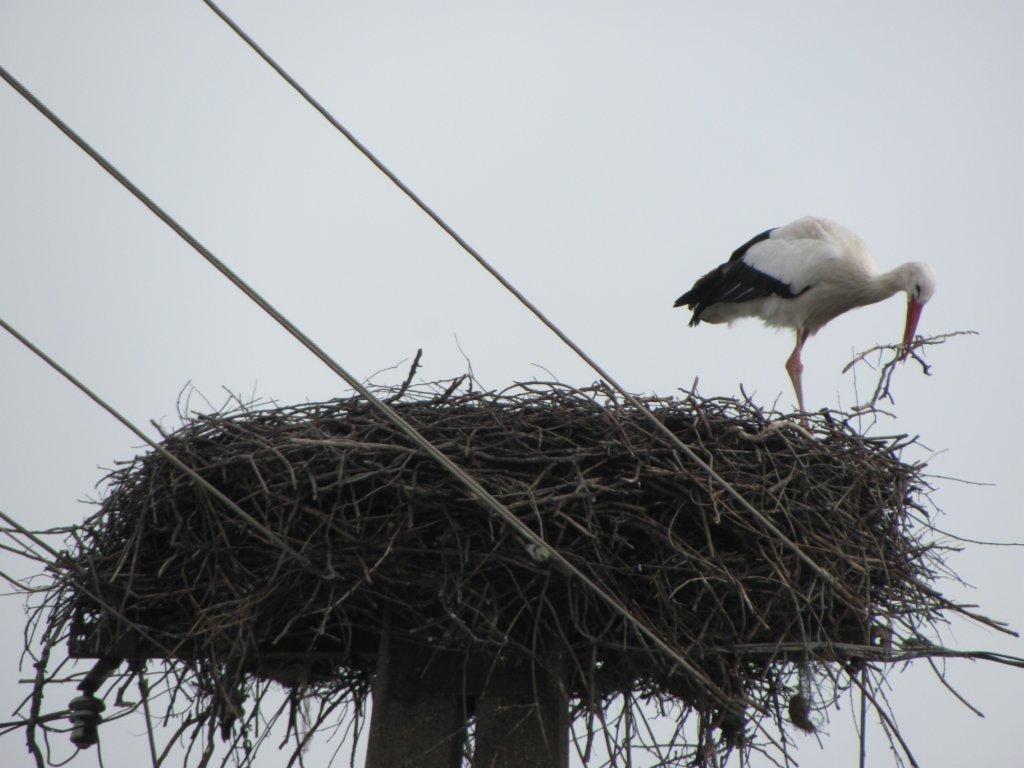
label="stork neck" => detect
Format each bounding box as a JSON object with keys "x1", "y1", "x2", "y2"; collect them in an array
[{"x1": 866, "y1": 267, "x2": 909, "y2": 305}]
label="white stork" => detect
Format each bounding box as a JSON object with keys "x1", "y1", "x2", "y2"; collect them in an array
[{"x1": 674, "y1": 217, "x2": 936, "y2": 414}]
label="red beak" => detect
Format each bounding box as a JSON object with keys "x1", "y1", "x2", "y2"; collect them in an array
[{"x1": 901, "y1": 300, "x2": 924, "y2": 361}]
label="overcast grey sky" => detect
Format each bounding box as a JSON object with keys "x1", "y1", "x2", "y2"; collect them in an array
[{"x1": 1, "y1": 2, "x2": 1022, "y2": 766}]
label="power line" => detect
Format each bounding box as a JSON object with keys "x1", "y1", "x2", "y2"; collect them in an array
[
  {"x1": 0, "y1": 65, "x2": 736, "y2": 705},
  {"x1": 198, "y1": 0, "x2": 840, "y2": 589},
  {"x1": 0, "y1": 316, "x2": 305, "y2": 565}
]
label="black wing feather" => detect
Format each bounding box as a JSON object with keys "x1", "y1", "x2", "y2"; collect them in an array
[
  {"x1": 729, "y1": 228, "x2": 773, "y2": 262},
  {"x1": 673, "y1": 226, "x2": 808, "y2": 326}
]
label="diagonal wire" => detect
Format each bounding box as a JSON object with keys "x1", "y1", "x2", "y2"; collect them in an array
[
  {"x1": 0, "y1": 316, "x2": 306, "y2": 565},
  {"x1": 198, "y1": 0, "x2": 841, "y2": 590},
  {"x1": 0, "y1": 65, "x2": 739, "y2": 706}
]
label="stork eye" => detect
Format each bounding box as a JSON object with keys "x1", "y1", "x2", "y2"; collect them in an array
[{"x1": 914, "y1": 283, "x2": 921, "y2": 298}]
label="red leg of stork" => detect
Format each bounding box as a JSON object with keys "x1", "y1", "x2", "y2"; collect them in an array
[{"x1": 785, "y1": 329, "x2": 808, "y2": 419}]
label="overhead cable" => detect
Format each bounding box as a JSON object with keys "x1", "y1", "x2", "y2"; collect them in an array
[
  {"x1": 0, "y1": 65, "x2": 736, "y2": 704},
  {"x1": 198, "y1": 0, "x2": 839, "y2": 588}
]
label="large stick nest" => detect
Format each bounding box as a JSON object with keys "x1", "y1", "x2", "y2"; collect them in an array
[{"x1": 41, "y1": 379, "x2": 953, "y2": 763}]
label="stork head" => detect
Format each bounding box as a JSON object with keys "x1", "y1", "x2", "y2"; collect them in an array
[{"x1": 898, "y1": 262, "x2": 936, "y2": 360}]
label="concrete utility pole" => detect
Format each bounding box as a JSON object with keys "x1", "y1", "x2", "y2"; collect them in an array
[{"x1": 364, "y1": 634, "x2": 569, "y2": 768}]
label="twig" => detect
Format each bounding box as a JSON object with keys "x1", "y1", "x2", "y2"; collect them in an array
[
  {"x1": 385, "y1": 349, "x2": 423, "y2": 404},
  {"x1": 843, "y1": 331, "x2": 977, "y2": 409}
]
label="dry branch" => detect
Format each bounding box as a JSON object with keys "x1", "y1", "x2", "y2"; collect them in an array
[{"x1": 843, "y1": 331, "x2": 978, "y2": 409}]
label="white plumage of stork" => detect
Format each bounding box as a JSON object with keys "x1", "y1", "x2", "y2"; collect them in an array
[{"x1": 674, "y1": 217, "x2": 936, "y2": 414}]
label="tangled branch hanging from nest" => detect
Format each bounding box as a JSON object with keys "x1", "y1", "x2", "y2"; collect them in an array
[{"x1": 15, "y1": 360, "x2": 1014, "y2": 766}]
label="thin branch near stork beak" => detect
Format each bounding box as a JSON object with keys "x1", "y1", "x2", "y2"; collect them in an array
[{"x1": 843, "y1": 330, "x2": 977, "y2": 410}]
